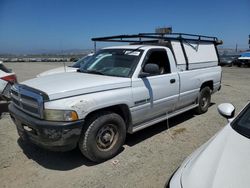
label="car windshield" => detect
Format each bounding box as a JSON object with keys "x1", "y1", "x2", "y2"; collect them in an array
[
  {"x1": 78, "y1": 49, "x2": 143, "y2": 77},
  {"x1": 0, "y1": 64, "x2": 11, "y2": 73},
  {"x1": 232, "y1": 103, "x2": 250, "y2": 138},
  {"x1": 71, "y1": 55, "x2": 93, "y2": 68},
  {"x1": 220, "y1": 55, "x2": 238, "y2": 60}
]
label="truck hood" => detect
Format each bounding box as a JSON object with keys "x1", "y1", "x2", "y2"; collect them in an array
[
  {"x1": 181, "y1": 125, "x2": 250, "y2": 188},
  {"x1": 22, "y1": 72, "x2": 131, "y2": 100},
  {"x1": 37, "y1": 66, "x2": 77, "y2": 77}
]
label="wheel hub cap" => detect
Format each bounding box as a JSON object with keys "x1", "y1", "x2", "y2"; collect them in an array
[
  {"x1": 202, "y1": 97, "x2": 207, "y2": 107},
  {"x1": 103, "y1": 132, "x2": 112, "y2": 142},
  {"x1": 96, "y1": 125, "x2": 117, "y2": 150}
]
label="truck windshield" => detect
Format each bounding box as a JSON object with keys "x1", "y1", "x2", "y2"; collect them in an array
[
  {"x1": 232, "y1": 102, "x2": 250, "y2": 139},
  {"x1": 71, "y1": 55, "x2": 93, "y2": 68},
  {"x1": 79, "y1": 49, "x2": 143, "y2": 77}
]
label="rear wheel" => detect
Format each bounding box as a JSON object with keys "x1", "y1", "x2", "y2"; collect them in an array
[
  {"x1": 196, "y1": 87, "x2": 211, "y2": 114},
  {"x1": 79, "y1": 111, "x2": 126, "y2": 163}
]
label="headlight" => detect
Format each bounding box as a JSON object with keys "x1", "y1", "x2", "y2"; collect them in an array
[{"x1": 44, "y1": 109, "x2": 78, "y2": 121}]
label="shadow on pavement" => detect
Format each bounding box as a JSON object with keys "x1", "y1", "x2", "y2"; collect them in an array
[
  {"x1": 16, "y1": 103, "x2": 216, "y2": 170},
  {"x1": 18, "y1": 138, "x2": 125, "y2": 170},
  {"x1": 126, "y1": 110, "x2": 196, "y2": 147},
  {"x1": 126, "y1": 103, "x2": 216, "y2": 147},
  {"x1": 17, "y1": 139, "x2": 97, "y2": 170},
  {"x1": 0, "y1": 102, "x2": 9, "y2": 115}
]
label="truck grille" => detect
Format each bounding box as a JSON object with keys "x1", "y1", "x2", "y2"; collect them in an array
[{"x1": 10, "y1": 84, "x2": 45, "y2": 118}]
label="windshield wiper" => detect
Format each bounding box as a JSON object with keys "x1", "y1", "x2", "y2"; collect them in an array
[
  {"x1": 78, "y1": 69, "x2": 104, "y2": 75},
  {"x1": 125, "y1": 46, "x2": 144, "y2": 55}
]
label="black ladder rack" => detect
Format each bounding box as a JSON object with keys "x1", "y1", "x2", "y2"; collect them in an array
[{"x1": 92, "y1": 32, "x2": 222, "y2": 45}]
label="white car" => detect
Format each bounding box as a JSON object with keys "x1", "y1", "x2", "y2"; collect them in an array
[
  {"x1": 237, "y1": 51, "x2": 250, "y2": 67},
  {"x1": 167, "y1": 102, "x2": 250, "y2": 188},
  {"x1": 37, "y1": 53, "x2": 93, "y2": 77},
  {"x1": 0, "y1": 61, "x2": 17, "y2": 100}
]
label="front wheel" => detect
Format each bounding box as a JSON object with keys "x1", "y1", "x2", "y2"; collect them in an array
[
  {"x1": 195, "y1": 87, "x2": 211, "y2": 114},
  {"x1": 79, "y1": 112, "x2": 126, "y2": 163}
]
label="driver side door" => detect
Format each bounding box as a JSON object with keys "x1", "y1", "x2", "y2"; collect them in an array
[{"x1": 131, "y1": 49, "x2": 179, "y2": 124}]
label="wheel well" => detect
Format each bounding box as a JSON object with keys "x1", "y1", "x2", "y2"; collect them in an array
[
  {"x1": 85, "y1": 104, "x2": 132, "y2": 130},
  {"x1": 200, "y1": 81, "x2": 213, "y2": 91}
]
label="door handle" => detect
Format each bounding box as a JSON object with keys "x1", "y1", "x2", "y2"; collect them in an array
[{"x1": 170, "y1": 79, "x2": 176, "y2": 84}]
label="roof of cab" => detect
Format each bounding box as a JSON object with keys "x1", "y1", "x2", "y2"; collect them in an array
[{"x1": 103, "y1": 45, "x2": 166, "y2": 50}]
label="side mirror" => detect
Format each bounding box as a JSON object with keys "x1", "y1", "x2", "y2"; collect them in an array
[
  {"x1": 140, "y1": 64, "x2": 160, "y2": 77},
  {"x1": 217, "y1": 103, "x2": 235, "y2": 119}
]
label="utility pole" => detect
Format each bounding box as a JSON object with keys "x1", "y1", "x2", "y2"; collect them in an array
[
  {"x1": 236, "y1": 43, "x2": 238, "y2": 52},
  {"x1": 248, "y1": 35, "x2": 250, "y2": 49}
]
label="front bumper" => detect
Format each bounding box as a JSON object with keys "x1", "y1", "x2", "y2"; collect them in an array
[{"x1": 9, "y1": 103, "x2": 84, "y2": 151}]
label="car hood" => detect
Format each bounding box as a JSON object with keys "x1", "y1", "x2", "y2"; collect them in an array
[
  {"x1": 22, "y1": 72, "x2": 131, "y2": 100},
  {"x1": 181, "y1": 125, "x2": 250, "y2": 188},
  {"x1": 238, "y1": 57, "x2": 250, "y2": 60},
  {"x1": 37, "y1": 66, "x2": 77, "y2": 77}
]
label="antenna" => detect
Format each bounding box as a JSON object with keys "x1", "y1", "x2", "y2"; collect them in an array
[
  {"x1": 63, "y1": 61, "x2": 66, "y2": 72},
  {"x1": 94, "y1": 41, "x2": 97, "y2": 53}
]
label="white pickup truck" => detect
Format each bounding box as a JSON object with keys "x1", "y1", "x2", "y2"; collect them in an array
[{"x1": 9, "y1": 33, "x2": 222, "y2": 162}]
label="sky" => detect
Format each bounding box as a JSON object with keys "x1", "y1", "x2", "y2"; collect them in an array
[{"x1": 0, "y1": 0, "x2": 249, "y2": 54}]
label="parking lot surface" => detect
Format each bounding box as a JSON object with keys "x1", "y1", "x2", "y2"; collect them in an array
[{"x1": 0, "y1": 63, "x2": 249, "y2": 188}]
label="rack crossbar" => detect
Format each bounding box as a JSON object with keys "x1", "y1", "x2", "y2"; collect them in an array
[{"x1": 92, "y1": 33, "x2": 222, "y2": 45}]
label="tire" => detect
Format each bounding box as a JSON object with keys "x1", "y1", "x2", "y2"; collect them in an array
[
  {"x1": 195, "y1": 87, "x2": 211, "y2": 114},
  {"x1": 79, "y1": 111, "x2": 126, "y2": 163}
]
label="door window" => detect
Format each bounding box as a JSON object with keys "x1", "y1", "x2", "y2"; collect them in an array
[{"x1": 143, "y1": 50, "x2": 171, "y2": 75}]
